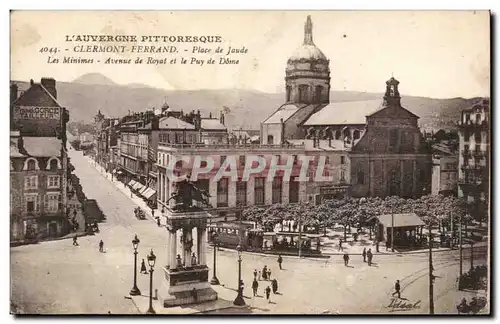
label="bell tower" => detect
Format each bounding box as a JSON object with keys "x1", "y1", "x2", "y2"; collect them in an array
[{"x1": 383, "y1": 76, "x2": 401, "y2": 107}]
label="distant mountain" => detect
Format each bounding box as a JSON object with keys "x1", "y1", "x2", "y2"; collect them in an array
[
  {"x1": 11, "y1": 77, "x2": 485, "y2": 132},
  {"x1": 72, "y1": 73, "x2": 117, "y2": 86}
]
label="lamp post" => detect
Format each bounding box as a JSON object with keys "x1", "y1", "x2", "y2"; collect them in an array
[
  {"x1": 146, "y1": 249, "x2": 156, "y2": 314},
  {"x1": 210, "y1": 232, "x2": 220, "y2": 285},
  {"x1": 233, "y1": 244, "x2": 245, "y2": 306},
  {"x1": 129, "y1": 234, "x2": 141, "y2": 296}
]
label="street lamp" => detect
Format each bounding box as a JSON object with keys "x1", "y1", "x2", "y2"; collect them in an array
[
  {"x1": 233, "y1": 244, "x2": 245, "y2": 306},
  {"x1": 129, "y1": 234, "x2": 141, "y2": 296},
  {"x1": 210, "y1": 232, "x2": 220, "y2": 285},
  {"x1": 146, "y1": 249, "x2": 157, "y2": 314}
]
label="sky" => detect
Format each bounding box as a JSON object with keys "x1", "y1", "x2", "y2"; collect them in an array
[{"x1": 10, "y1": 10, "x2": 490, "y2": 99}]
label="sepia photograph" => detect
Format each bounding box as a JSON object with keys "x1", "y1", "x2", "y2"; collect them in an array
[{"x1": 9, "y1": 10, "x2": 491, "y2": 315}]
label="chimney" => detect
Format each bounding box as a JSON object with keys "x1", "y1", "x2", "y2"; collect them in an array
[
  {"x1": 41, "y1": 78, "x2": 57, "y2": 99},
  {"x1": 220, "y1": 111, "x2": 225, "y2": 126}
]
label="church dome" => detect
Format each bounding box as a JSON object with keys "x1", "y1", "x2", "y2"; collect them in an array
[{"x1": 289, "y1": 44, "x2": 327, "y2": 61}]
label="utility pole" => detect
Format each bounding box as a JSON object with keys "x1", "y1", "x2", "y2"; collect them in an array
[
  {"x1": 428, "y1": 225, "x2": 435, "y2": 314},
  {"x1": 450, "y1": 211, "x2": 454, "y2": 248},
  {"x1": 391, "y1": 212, "x2": 395, "y2": 252},
  {"x1": 459, "y1": 214, "x2": 463, "y2": 277},
  {"x1": 470, "y1": 242, "x2": 474, "y2": 271},
  {"x1": 298, "y1": 211, "x2": 302, "y2": 258}
]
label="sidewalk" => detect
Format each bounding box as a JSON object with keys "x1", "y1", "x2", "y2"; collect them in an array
[{"x1": 87, "y1": 157, "x2": 161, "y2": 225}]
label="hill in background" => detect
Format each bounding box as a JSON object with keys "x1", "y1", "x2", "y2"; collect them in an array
[{"x1": 12, "y1": 73, "x2": 485, "y2": 132}]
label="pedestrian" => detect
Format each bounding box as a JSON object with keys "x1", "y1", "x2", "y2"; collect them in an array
[
  {"x1": 156, "y1": 217, "x2": 161, "y2": 227},
  {"x1": 252, "y1": 278, "x2": 259, "y2": 297},
  {"x1": 253, "y1": 269, "x2": 258, "y2": 279},
  {"x1": 73, "y1": 235, "x2": 79, "y2": 246},
  {"x1": 258, "y1": 270, "x2": 262, "y2": 281},
  {"x1": 277, "y1": 254, "x2": 283, "y2": 270},
  {"x1": 271, "y1": 278, "x2": 278, "y2": 294},
  {"x1": 392, "y1": 280, "x2": 401, "y2": 298},
  {"x1": 239, "y1": 279, "x2": 245, "y2": 296},
  {"x1": 99, "y1": 240, "x2": 104, "y2": 252},
  {"x1": 191, "y1": 253, "x2": 197, "y2": 266},
  {"x1": 338, "y1": 239, "x2": 343, "y2": 252},
  {"x1": 367, "y1": 248, "x2": 373, "y2": 266},
  {"x1": 376, "y1": 240, "x2": 380, "y2": 253},
  {"x1": 343, "y1": 253, "x2": 349, "y2": 266},
  {"x1": 362, "y1": 248, "x2": 367, "y2": 262},
  {"x1": 265, "y1": 286, "x2": 271, "y2": 303},
  {"x1": 140, "y1": 259, "x2": 147, "y2": 274},
  {"x1": 151, "y1": 209, "x2": 155, "y2": 218},
  {"x1": 268, "y1": 268, "x2": 272, "y2": 280},
  {"x1": 262, "y1": 266, "x2": 268, "y2": 280}
]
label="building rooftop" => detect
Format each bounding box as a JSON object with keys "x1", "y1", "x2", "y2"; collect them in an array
[
  {"x1": 377, "y1": 213, "x2": 425, "y2": 228},
  {"x1": 303, "y1": 100, "x2": 382, "y2": 126},
  {"x1": 201, "y1": 119, "x2": 227, "y2": 130},
  {"x1": 159, "y1": 117, "x2": 195, "y2": 130},
  {"x1": 263, "y1": 104, "x2": 303, "y2": 124}
]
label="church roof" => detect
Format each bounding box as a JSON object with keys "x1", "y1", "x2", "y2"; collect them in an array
[
  {"x1": 263, "y1": 104, "x2": 303, "y2": 124},
  {"x1": 303, "y1": 100, "x2": 382, "y2": 126}
]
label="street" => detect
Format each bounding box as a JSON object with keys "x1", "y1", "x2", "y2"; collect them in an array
[{"x1": 10, "y1": 149, "x2": 488, "y2": 314}]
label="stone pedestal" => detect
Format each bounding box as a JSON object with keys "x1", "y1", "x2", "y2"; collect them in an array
[{"x1": 160, "y1": 209, "x2": 218, "y2": 308}]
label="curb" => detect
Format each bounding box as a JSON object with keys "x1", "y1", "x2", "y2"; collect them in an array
[{"x1": 10, "y1": 231, "x2": 89, "y2": 247}]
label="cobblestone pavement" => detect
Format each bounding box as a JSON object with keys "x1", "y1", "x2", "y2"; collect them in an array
[{"x1": 10, "y1": 149, "x2": 488, "y2": 314}]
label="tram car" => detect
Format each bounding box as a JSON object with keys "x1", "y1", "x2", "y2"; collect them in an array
[{"x1": 207, "y1": 221, "x2": 264, "y2": 251}]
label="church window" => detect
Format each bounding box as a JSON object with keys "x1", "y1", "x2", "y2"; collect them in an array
[
  {"x1": 298, "y1": 85, "x2": 309, "y2": 103},
  {"x1": 314, "y1": 85, "x2": 323, "y2": 103},
  {"x1": 286, "y1": 86, "x2": 292, "y2": 102},
  {"x1": 390, "y1": 85, "x2": 395, "y2": 96}
]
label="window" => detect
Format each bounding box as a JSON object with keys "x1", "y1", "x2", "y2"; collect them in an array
[
  {"x1": 289, "y1": 176, "x2": 299, "y2": 203},
  {"x1": 475, "y1": 144, "x2": 480, "y2": 152},
  {"x1": 292, "y1": 155, "x2": 298, "y2": 165},
  {"x1": 286, "y1": 85, "x2": 292, "y2": 102},
  {"x1": 220, "y1": 156, "x2": 226, "y2": 166},
  {"x1": 24, "y1": 194, "x2": 39, "y2": 213},
  {"x1": 24, "y1": 176, "x2": 38, "y2": 190},
  {"x1": 340, "y1": 170, "x2": 346, "y2": 182},
  {"x1": 353, "y1": 130, "x2": 361, "y2": 140},
  {"x1": 200, "y1": 160, "x2": 208, "y2": 168},
  {"x1": 340, "y1": 156, "x2": 345, "y2": 165},
  {"x1": 47, "y1": 175, "x2": 60, "y2": 189},
  {"x1": 49, "y1": 159, "x2": 59, "y2": 171},
  {"x1": 272, "y1": 177, "x2": 283, "y2": 204},
  {"x1": 267, "y1": 135, "x2": 274, "y2": 144},
  {"x1": 236, "y1": 180, "x2": 247, "y2": 206},
  {"x1": 476, "y1": 113, "x2": 481, "y2": 123},
  {"x1": 298, "y1": 85, "x2": 308, "y2": 102},
  {"x1": 217, "y1": 178, "x2": 228, "y2": 207},
  {"x1": 389, "y1": 129, "x2": 398, "y2": 147},
  {"x1": 335, "y1": 130, "x2": 341, "y2": 140},
  {"x1": 254, "y1": 177, "x2": 265, "y2": 206},
  {"x1": 464, "y1": 144, "x2": 469, "y2": 152},
  {"x1": 314, "y1": 85, "x2": 323, "y2": 103},
  {"x1": 324, "y1": 156, "x2": 330, "y2": 165},
  {"x1": 45, "y1": 194, "x2": 60, "y2": 212},
  {"x1": 357, "y1": 170, "x2": 365, "y2": 185},
  {"x1": 474, "y1": 132, "x2": 481, "y2": 143},
  {"x1": 27, "y1": 159, "x2": 37, "y2": 171},
  {"x1": 239, "y1": 155, "x2": 246, "y2": 166},
  {"x1": 275, "y1": 155, "x2": 281, "y2": 164}
]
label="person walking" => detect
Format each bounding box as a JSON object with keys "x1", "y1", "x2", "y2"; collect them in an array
[
  {"x1": 140, "y1": 259, "x2": 147, "y2": 274},
  {"x1": 156, "y1": 217, "x2": 161, "y2": 227},
  {"x1": 392, "y1": 280, "x2": 401, "y2": 298},
  {"x1": 367, "y1": 248, "x2": 373, "y2": 266},
  {"x1": 253, "y1": 269, "x2": 258, "y2": 280},
  {"x1": 268, "y1": 268, "x2": 272, "y2": 280},
  {"x1": 262, "y1": 266, "x2": 268, "y2": 280},
  {"x1": 338, "y1": 239, "x2": 344, "y2": 252},
  {"x1": 72, "y1": 235, "x2": 79, "y2": 246},
  {"x1": 277, "y1": 254, "x2": 283, "y2": 270},
  {"x1": 151, "y1": 209, "x2": 155, "y2": 218},
  {"x1": 362, "y1": 248, "x2": 367, "y2": 262},
  {"x1": 271, "y1": 278, "x2": 278, "y2": 294},
  {"x1": 99, "y1": 240, "x2": 104, "y2": 252},
  {"x1": 252, "y1": 279, "x2": 259, "y2": 297},
  {"x1": 343, "y1": 253, "x2": 350, "y2": 267},
  {"x1": 258, "y1": 270, "x2": 262, "y2": 281},
  {"x1": 265, "y1": 286, "x2": 271, "y2": 303}
]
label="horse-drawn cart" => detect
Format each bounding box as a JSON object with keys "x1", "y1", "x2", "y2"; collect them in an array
[{"x1": 134, "y1": 207, "x2": 146, "y2": 220}]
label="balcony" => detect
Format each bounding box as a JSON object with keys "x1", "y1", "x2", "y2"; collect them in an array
[
  {"x1": 458, "y1": 176, "x2": 484, "y2": 186},
  {"x1": 458, "y1": 119, "x2": 488, "y2": 129}
]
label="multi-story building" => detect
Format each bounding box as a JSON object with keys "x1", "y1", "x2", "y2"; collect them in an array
[
  {"x1": 457, "y1": 98, "x2": 490, "y2": 221},
  {"x1": 431, "y1": 143, "x2": 458, "y2": 196},
  {"x1": 10, "y1": 78, "x2": 70, "y2": 241}
]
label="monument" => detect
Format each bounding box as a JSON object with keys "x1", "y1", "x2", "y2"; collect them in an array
[{"x1": 159, "y1": 176, "x2": 218, "y2": 307}]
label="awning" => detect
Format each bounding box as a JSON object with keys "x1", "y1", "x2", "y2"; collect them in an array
[
  {"x1": 133, "y1": 182, "x2": 144, "y2": 191},
  {"x1": 143, "y1": 188, "x2": 157, "y2": 200},
  {"x1": 377, "y1": 213, "x2": 425, "y2": 228},
  {"x1": 139, "y1": 186, "x2": 149, "y2": 195},
  {"x1": 128, "y1": 180, "x2": 137, "y2": 187}
]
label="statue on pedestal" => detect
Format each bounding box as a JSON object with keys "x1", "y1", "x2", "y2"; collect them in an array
[{"x1": 166, "y1": 175, "x2": 211, "y2": 212}]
